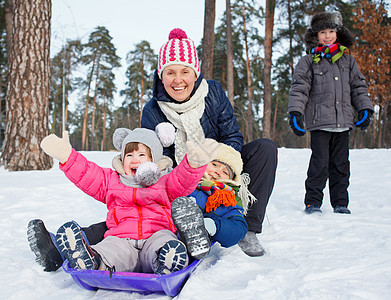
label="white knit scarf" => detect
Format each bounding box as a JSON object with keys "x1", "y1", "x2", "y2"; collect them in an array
[{"x1": 158, "y1": 79, "x2": 209, "y2": 164}]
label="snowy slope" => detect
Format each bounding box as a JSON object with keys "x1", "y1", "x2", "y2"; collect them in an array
[{"x1": 1, "y1": 148, "x2": 390, "y2": 300}]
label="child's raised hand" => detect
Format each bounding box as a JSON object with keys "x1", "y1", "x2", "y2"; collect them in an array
[
  {"x1": 40, "y1": 131, "x2": 72, "y2": 163},
  {"x1": 186, "y1": 139, "x2": 219, "y2": 168}
]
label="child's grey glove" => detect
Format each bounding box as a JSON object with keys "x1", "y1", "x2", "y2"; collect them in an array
[
  {"x1": 186, "y1": 138, "x2": 219, "y2": 168},
  {"x1": 40, "y1": 131, "x2": 72, "y2": 163}
]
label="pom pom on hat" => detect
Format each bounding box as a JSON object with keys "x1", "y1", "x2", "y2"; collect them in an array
[
  {"x1": 169, "y1": 28, "x2": 188, "y2": 40},
  {"x1": 135, "y1": 162, "x2": 161, "y2": 187},
  {"x1": 157, "y1": 28, "x2": 200, "y2": 79},
  {"x1": 155, "y1": 122, "x2": 176, "y2": 148}
]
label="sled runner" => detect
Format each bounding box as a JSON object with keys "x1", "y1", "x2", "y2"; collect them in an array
[{"x1": 62, "y1": 257, "x2": 202, "y2": 296}]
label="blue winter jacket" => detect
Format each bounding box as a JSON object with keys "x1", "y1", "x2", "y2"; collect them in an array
[
  {"x1": 141, "y1": 71, "x2": 244, "y2": 164},
  {"x1": 188, "y1": 187, "x2": 248, "y2": 248}
]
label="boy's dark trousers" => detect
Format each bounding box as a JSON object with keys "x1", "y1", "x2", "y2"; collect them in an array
[{"x1": 305, "y1": 130, "x2": 350, "y2": 208}]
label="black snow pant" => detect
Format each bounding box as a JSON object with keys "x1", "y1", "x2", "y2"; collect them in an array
[
  {"x1": 304, "y1": 130, "x2": 350, "y2": 208},
  {"x1": 241, "y1": 138, "x2": 278, "y2": 233},
  {"x1": 82, "y1": 221, "x2": 107, "y2": 245}
]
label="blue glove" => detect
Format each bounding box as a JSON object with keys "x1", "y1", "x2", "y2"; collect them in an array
[
  {"x1": 289, "y1": 112, "x2": 306, "y2": 136},
  {"x1": 355, "y1": 109, "x2": 372, "y2": 130}
]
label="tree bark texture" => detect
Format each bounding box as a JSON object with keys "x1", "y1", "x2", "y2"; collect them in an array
[
  {"x1": 242, "y1": 5, "x2": 253, "y2": 142},
  {"x1": 262, "y1": 0, "x2": 275, "y2": 139},
  {"x1": 1, "y1": 0, "x2": 52, "y2": 171},
  {"x1": 201, "y1": 0, "x2": 215, "y2": 79},
  {"x1": 226, "y1": 0, "x2": 234, "y2": 107}
]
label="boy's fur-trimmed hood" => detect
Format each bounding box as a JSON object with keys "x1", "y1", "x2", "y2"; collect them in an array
[{"x1": 304, "y1": 11, "x2": 355, "y2": 50}]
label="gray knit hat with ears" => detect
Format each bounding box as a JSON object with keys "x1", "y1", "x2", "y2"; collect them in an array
[{"x1": 112, "y1": 123, "x2": 176, "y2": 162}]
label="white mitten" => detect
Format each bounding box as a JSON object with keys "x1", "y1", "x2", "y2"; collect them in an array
[
  {"x1": 186, "y1": 138, "x2": 219, "y2": 168},
  {"x1": 204, "y1": 218, "x2": 217, "y2": 236},
  {"x1": 40, "y1": 131, "x2": 72, "y2": 163}
]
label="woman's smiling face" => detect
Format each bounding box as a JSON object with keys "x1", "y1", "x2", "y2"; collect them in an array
[{"x1": 161, "y1": 65, "x2": 197, "y2": 102}]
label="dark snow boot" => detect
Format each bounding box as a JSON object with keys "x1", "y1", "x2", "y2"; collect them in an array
[
  {"x1": 156, "y1": 240, "x2": 188, "y2": 275},
  {"x1": 333, "y1": 206, "x2": 351, "y2": 214},
  {"x1": 304, "y1": 205, "x2": 322, "y2": 214},
  {"x1": 55, "y1": 221, "x2": 100, "y2": 270},
  {"x1": 171, "y1": 196, "x2": 211, "y2": 260},
  {"x1": 27, "y1": 219, "x2": 63, "y2": 272}
]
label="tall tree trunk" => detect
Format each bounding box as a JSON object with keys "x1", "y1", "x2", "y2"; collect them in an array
[
  {"x1": 262, "y1": 0, "x2": 275, "y2": 139},
  {"x1": 226, "y1": 0, "x2": 234, "y2": 107},
  {"x1": 91, "y1": 59, "x2": 101, "y2": 151},
  {"x1": 82, "y1": 59, "x2": 96, "y2": 150},
  {"x1": 242, "y1": 5, "x2": 253, "y2": 142},
  {"x1": 1, "y1": 0, "x2": 52, "y2": 171},
  {"x1": 201, "y1": 0, "x2": 215, "y2": 79},
  {"x1": 139, "y1": 56, "x2": 144, "y2": 126},
  {"x1": 101, "y1": 98, "x2": 107, "y2": 151},
  {"x1": 287, "y1": 0, "x2": 294, "y2": 77},
  {"x1": 381, "y1": 102, "x2": 387, "y2": 148},
  {"x1": 272, "y1": 93, "x2": 278, "y2": 137},
  {"x1": 51, "y1": 83, "x2": 61, "y2": 133}
]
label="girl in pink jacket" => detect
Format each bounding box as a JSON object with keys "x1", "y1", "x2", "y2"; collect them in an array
[{"x1": 40, "y1": 123, "x2": 218, "y2": 274}]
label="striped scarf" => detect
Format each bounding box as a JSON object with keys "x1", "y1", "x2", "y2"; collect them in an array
[
  {"x1": 310, "y1": 43, "x2": 347, "y2": 64},
  {"x1": 198, "y1": 180, "x2": 237, "y2": 213}
]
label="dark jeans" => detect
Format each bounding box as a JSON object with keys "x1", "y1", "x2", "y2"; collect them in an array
[
  {"x1": 83, "y1": 138, "x2": 278, "y2": 242},
  {"x1": 305, "y1": 130, "x2": 350, "y2": 208},
  {"x1": 241, "y1": 139, "x2": 278, "y2": 233}
]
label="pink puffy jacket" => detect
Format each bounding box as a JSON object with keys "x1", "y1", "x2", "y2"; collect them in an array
[{"x1": 60, "y1": 149, "x2": 206, "y2": 240}]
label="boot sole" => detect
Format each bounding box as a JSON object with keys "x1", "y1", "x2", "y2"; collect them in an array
[
  {"x1": 156, "y1": 240, "x2": 188, "y2": 275},
  {"x1": 171, "y1": 197, "x2": 210, "y2": 259},
  {"x1": 55, "y1": 221, "x2": 95, "y2": 270},
  {"x1": 27, "y1": 219, "x2": 63, "y2": 272}
]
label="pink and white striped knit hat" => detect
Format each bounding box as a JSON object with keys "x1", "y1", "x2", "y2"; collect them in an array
[{"x1": 157, "y1": 28, "x2": 200, "y2": 79}]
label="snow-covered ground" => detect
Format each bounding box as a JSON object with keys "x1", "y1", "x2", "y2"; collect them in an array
[{"x1": 1, "y1": 148, "x2": 390, "y2": 300}]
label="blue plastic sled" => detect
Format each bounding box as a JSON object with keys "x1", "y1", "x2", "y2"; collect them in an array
[{"x1": 62, "y1": 257, "x2": 202, "y2": 297}]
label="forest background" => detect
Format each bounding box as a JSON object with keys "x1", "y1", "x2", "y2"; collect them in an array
[{"x1": 0, "y1": 0, "x2": 390, "y2": 171}]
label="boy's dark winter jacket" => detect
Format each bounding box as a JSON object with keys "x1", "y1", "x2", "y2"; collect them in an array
[
  {"x1": 141, "y1": 71, "x2": 243, "y2": 163},
  {"x1": 288, "y1": 54, "x2": 373, "y2": 131}
]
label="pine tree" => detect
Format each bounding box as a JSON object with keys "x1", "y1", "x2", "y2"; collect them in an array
[
  {"x1": 79, "y1": 26, "x2": 120, "y2": 150},
  {"x1": 121, "y1": 40, "x2": 156, "y2": 128}
]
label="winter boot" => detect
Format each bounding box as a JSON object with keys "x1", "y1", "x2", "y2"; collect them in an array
[
  {"x1": 156, "y1": 240, "x2": 188, "y2": 275},
  {"x1": 304, "y1": 205, "x2": 322, "y2": 214},
  {"x1": 238, "y1": 231, "x2": 265, "y2": 257},
  {"x1": 333, "y1": 206, "x2": 351, "y2": 214},
  {"x1": 27, "y1": 219, "x2": 64, "y2": 272},
  {"x1": 171, "y1": 196, "x2": 211, "y2": 260},
  {"x1": 55, "y1": 221, "x2": 100, "y2": 270}
]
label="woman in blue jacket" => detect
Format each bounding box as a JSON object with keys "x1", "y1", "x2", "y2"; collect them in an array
[{"x1": 141, "y1": 28, "x2": 277, "y2": 257}]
